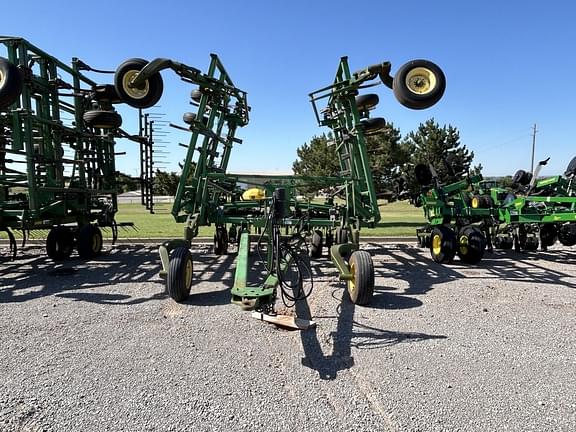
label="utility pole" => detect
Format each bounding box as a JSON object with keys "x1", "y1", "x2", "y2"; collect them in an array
[{"x1": 530, "y1": 123, "x2": 538, "y2": 173}]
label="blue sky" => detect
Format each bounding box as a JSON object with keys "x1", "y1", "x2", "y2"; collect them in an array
[{"x1": 2, "y1": 1, "x2": 574, "y2": 177}]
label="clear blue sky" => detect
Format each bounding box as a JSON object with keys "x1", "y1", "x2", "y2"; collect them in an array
[{"x1": 2, "y1": 0, "x2": 574, "y2": 177}]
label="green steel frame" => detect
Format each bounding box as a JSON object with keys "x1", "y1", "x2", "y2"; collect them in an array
[
  {"x1": 115, "y1": 53, "x2": 445, "y2": 308},
  {"x1": 0, "y1": 37, "x2": 145, "y2": 260}
]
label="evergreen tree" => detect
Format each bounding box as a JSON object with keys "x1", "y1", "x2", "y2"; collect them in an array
[
  {"x1": 403, "y1": 118, "x2": 481, "y2": 194},
  {"x1": 365, "y1": 121, "x2": 410, "y2": 199},
  {"x1": 153, "y1": 169, "x2": 180, "y2": 196},
  {"x1": 292, "y1": 134, "x2": 339, "y2": 178}
]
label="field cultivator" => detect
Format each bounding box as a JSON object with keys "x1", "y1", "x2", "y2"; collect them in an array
[
  {"x1": 0, "y1": 37, "x2": 154, "y2": 261},
  {"x1": 413, "y1": 163, "x2": 494, "y2": 264},
  {"x1": 114, "y1": 53, "x2": 446, "y2": 311},
  {"x1": 490, "y1": 157, "x2": 576, "y2": 252},
  {"x1": 415, "y1": 156, "x2": 576, "y2": 264}
]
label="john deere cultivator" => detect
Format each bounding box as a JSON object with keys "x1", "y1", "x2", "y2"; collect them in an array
[
  {"x1": 0, "y1": 37, "x2": 153, "y2": 260},
  {"x1": 415, "y1": 156, "x2": 576, "y2": 264},
  {"x1": 113, "y1": 53, "x2": 445, "y2": 310}
]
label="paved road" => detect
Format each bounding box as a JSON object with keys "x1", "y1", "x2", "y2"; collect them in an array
[{"x1": 1, "y1": 242, "x2": 575, "y2": 431}]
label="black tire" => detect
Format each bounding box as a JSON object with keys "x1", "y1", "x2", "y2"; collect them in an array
[
  {"x1": 167, "y1": 247, "x2": 193, "y2": 302},
  {"x1": 335, "y1": 227, "x2": 349, "y2": 244},
  {"x1": 540, "y1": 224, "x2": 558, "y2": 247},
  {"x1": 564, "y1": 156, "x2": 576, "y2": 177},
  {"x1": 228, "y1": 225, "x2": 237, "y2": 244},
  {"x1": 347, "y1": 250, "x2": 374, "y2": 305},
  {"x1": 457, "y1": 225, "x2": 486, "y2": 264},
  {"x1": 481, "y1": 196, "x2": 494, "y2": 208},
  {"x1": 114, "y1": 58, "x2": 163, "y2": 108},
  {"x1": 182, "y1": 112, "x2": 209, "y2": 126},
  {"x1": 213, "y1": 227, "x2": 228, "y2": 255},
  {"x1": 500, "y1": 237, "x2": 513, "y2": 250},
  {"x1": 429, "y1": 225, "x2": 457, "y2": 263},
  {"x1": 0, "y1": 57, "x2": 23, "y2": 109},
  {"x1": 392, "y1": 59, "x2": 446, "y2": 110},
  {"x1": 512, "y1": 169, "x2": 532, "y2": 186},
  {"x1": 325, "y1": 232, "x2": 334, "y2": 249},
  {"x1": 310, "y1": 230, "x2": 323, "y2": 258},
  {"x1": 83, "y1": 110, "x2": 122, "y2": 129},
  {"x1": 355, "y1": 93, "x2": 379, "y2": 111},
  {"x1": 77, "y1": 224, "x2": 103, "y2": 259},
  {"x1": 471, "y1": 195, "x2": 482, "y2": 209},
  {"x1": 524, "y1": 237, "x2": 539, "y2": 252},
  {"x1": 92, "y1": 84, "x2": 121, "y2": 104},
  {"x1": 360, "y1": 117, "x2": 386, "y2": 135},
  {"x1": 414, "y1": 164, "x2": 433, "y2": 186},
  {"x1": 558, "y1": 223, "x2": 576, "y2": 246},
  {"x1": 46, "y1": 226, "x2": 74, "y2": 261},
  {"x1": 191, "y1": 89, "x2": 202, "y2": 103}
]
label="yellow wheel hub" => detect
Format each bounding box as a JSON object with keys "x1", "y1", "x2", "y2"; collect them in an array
[
  {"x1": 184, "y1": 259, "x2": 193, "y2": 288},
  {"x1": 471, "y1": 197, "x2": 479, "y2": 208},
  {"x1": 122, "y1": 70, "x2": 149, "y2": 99},
  {"x1": 405, "y1": 67, "x2": 436, "y2": 95},
  {"x1": 348, "y1": 261, "x2": 356, "y2": 293},
  {"x1": 459, "y1": 235, "x2": 469, "y2": 255},
  {"x1": 432, "y1": 234, "x2": 442, "y2": 255}
]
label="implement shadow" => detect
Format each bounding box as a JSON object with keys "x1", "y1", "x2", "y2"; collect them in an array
[
  {"x1": 365, "y1": 242, "x2": 576, "y2": 294},
  {"x1": 295, "y1": 257, "x2": 446, "y2": 380},
  {"x1": 1, "y1": 245, "x2": 164, "y2": 304}
]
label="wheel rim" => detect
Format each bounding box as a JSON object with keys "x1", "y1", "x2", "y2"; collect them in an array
[
  {"x1": 432, "y1": 234, "x2": 442, "y2": 255},
  {"x1": 348, "y1": 261, "x2": 356, "y2": 293},
  {"x1": 92, "y1": 232, "x2": 102, "y2": 253},
  {"x1": 459, "y1": 235, "x2": 469, "y2": 255},
  {"x1": 0, "y1": 70, "x2": 4, "y2": 87},
  {"x1": 122, "y1": 70, "x2": 149, "y2": 99},
  {"x1": 471, "y1": 197, "x2": 479, "y2": 208},
  {"x1": 184, "y1": 258, "x2": 193, "y2": 288},
  {"x1": 405, "y1": 67, "x2": 437, "y2": 95}
]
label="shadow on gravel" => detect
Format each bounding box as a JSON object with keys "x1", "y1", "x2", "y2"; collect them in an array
[
  {"x1": 0, "y1": 245, "x2": 163, "y2": 303},
  {"x1": 296, "y1": 285, "x2": 445, "y2": 380},
  {"x1": 365, "y1": 243, "x2": 576, "y2": 294}
]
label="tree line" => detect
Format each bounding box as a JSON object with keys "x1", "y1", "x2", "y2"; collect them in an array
[{"x1": 293, "y1": 118, "x2": 482, "y2": 199}]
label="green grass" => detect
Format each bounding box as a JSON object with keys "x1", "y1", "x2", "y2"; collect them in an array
[{"x1": 114, "y1": 200, "x2": 425, "y2": 239}]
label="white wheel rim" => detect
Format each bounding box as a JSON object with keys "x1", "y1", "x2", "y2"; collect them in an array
[
  {"x1": 122, "y1": 70, "x2": 149, "y2": 99},
  {"x1": 0, "y1": 70, "x2": 4, "y2": 87},
  {"x1": 405, "y1": 67, "x2": 437, "y2": 95}
]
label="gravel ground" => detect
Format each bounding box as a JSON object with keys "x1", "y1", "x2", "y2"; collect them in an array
[{"x1": 1, "y1": 242, "x2": 575, "y2": 431}]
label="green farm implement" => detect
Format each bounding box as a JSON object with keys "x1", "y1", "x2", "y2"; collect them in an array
[
  {"x1": 112, "y1": 54, "x2": 445, "y2": 310},
  {"x1": 415, "y1": 156, "x2": 576, "y2": 264},
  {"x1": 413, "y1": 163, "x2": 493, "y2": 264},
  {"x1": 0, "y1": 37, "x2": 152, "y2": 261},
  {"x1": 490, "y1": 157, "x2": 576, "y2": 252}
]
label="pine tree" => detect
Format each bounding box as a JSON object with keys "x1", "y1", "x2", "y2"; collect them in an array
[
  {"x1": 292, "y1": 134, "x2": 339, "y2": 178},
  {"x1": 403, "y1": 118, "x2": 481, "y2": 194}
]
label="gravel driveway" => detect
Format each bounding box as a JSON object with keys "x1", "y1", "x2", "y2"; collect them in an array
[{"x1": 1, "y1": 242, "x2": 575, "y2": 431}]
